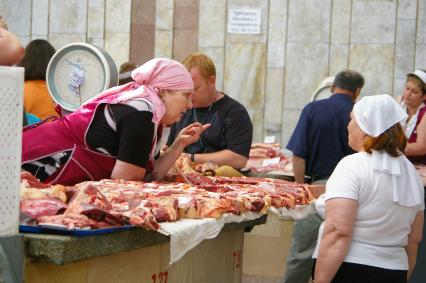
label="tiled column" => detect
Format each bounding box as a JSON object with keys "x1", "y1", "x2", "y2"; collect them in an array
[
  {"x1": 198, "y1": 0, "x2": 226, "y2": 91},
  {"x1": 155, "y1": 0, "x2": 174, "y2": 58},
  {"x1": 49, "y1": 0, "x2": 87, "y2": 50},
  {"x1": 415, "y1": 0, "x2": 426, "y2": 70},
  {"x1": 172, "y1": 0, "x2": 199, "y2": 61},
  {"x1": 87, "y1": 0, "x2": 105, "y2": 48},
  {"x1": 282, "y1": 0, "x2": 331, "y2": 146},
  {"x1": 130, "y1": 0, "x2": 156, "y2": 65},
  {"x1": 224, "y1": 0, "x2": 268, "y2": 142},
  {"x1": 104, "y1": 0, "x2": 131, "y2": 67},
  {"x1": 348, "y1": 0, "x2": 396, "y2": 97},
  {"x1": 1, "y1": 0, "x2": 31, "y2": 46},
  {"x1": 329, "y1": 0, "x2": 351, "y2": 76},
  {"x1": 264, "y1": 0, "x2": 288, "y2": 143},
  {"x1": 393, "y1": 0, "x2": 417, "y2": 96},
  {"x1": 31, "y1": 0, "x2": 49, "y2": 41}
]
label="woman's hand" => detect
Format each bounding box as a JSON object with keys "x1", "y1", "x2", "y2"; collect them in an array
[
  {"x1": 153, "y1": 123, "x2": 209, "y2": 180},
  {"x1": 249, "y1": 147, "x2": 269, "y2": 158},
  {"x1": 173, "y1": 122, "x2": 210, "y2": 149}
]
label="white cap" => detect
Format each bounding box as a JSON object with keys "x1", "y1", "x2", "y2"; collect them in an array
[
  {"x1": 353, "y1": 94, "x2": 407, "y2": 137},
  {"x1": 407, "y1": 69, "x2": 426, "y2": 85}
]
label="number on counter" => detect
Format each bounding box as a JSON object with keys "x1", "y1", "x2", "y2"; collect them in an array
[
  {"x1": 232, "y1": 249, "x2": 241, "y2": 270},
  {"x1": 151, "y1": 271, "x2": 168, "y2": 283}
]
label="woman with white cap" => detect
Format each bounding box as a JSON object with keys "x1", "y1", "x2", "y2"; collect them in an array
[
  {"x1": 399, "y1": 69, "x2": 426, "y2": 165},
  {"x1": 312, "y1": 94, "x2": 424, "y2": 283}
]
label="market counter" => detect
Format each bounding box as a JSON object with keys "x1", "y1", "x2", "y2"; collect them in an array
[
  {"x1": 24, "y1": 215, "x2": 267, "y2": 283},
  {"x1": 243, "y1": 171, "x2": 294, "y2": 182}
]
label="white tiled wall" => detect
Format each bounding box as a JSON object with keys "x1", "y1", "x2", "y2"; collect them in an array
[{"x1": 4, "y1": 0, "x2": 426, "y2": 145}]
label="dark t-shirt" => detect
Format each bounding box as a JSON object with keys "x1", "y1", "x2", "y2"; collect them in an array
[
  {"x1": 86, "y1": 104, "x2": 155, "y2": 168},
  {"x1": 286, "y1": 93, "x2": 355, "y2": 178},
  {"x1": 167, "y1": 94, "x2": 253, "y2": 157}
]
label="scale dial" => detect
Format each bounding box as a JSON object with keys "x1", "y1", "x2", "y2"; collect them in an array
[
  {"x1": 310, "y1": 77, "x2": 335, "y2": 102},
  {"x1": 47, "y1": 42, "x2": 118, "y2": 111}
]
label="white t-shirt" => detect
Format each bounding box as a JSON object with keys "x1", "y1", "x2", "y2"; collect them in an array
[{"x1": 313, "y1": 152, "x2": 425, "y2": 270}]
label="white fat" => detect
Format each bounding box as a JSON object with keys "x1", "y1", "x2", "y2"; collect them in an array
[
  {"x1": 258, "y1": 182, "x2": 276, "y2": 194},
  {"x1": 178, "y1": 196, "x2": 193, "y2": 205}
]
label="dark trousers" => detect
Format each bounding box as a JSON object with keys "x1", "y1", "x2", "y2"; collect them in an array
[
  {"x1": 408, "y1": 199, "x2": 426, "y2": 283},
  {"x1": 312, "y1": 260, "x2": 407, "y2": 283},
  {"x1": 282, "y1": 213, "x2": 323, "y2": 283}
]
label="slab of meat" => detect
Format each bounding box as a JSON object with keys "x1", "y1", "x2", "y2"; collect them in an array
[
  {"x1": 245, "y1": 157, "x2": 291, "y2": 173},
  {"x1": 67, "y1": 183, "x2": 113, "y2": 213},
  {"x1": 121, "y1": 205, "x2": 159, "y2": 230},
  {"x1": 249, "y1": 143, "x2": 283, "y2": 159},
  {"x1": 177, "y1": 194, "x2": 237, "y2": 219},
  {"x1": 37, "y1": 213, "x2": 98, "y2": 229},
  {"x1": 20, "y1": 185, "x2": 67, "y2": 203},
  {"x1": 20, "y1": 198, "x2": 67, "y2": 219},
  {"x1": 21, "y1": 171, "x2": 50, "y2": 188}
]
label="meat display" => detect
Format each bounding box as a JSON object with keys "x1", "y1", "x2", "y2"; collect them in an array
[
  {"x1": 20, "y1": 198, "x2": 67, "y2": 219},
  {"x1": 20, "y1": 171, "x2": 315, "y2": 231},
  {"x1": 245, "y1": 143, "x2": 292, "y2": 173}
]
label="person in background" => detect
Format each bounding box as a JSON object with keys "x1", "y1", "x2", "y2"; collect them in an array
[
  {"x1": 25, "y1": 112, "x2": 41, "y2": 124},
  {"x1": 22, "y1": 58, "x2": 209, "y2": 185},
  {"x1": 398, "y1": 69, "x2": 426, "y2": 165},
  {"x1": 17, "y1": 39, "x2": 58, "y2": 120},
  {"x1": 283, "y1": 70, "x2": 365, "y2": 283},
  {"x1": 400, "y1": 69, "x2": 426, "y2": 283},
  {"x1": 313, "y1": 94, "x2": 424, "y2": 283},
  {"x1": 0, "y1": 16, "x2": 27, "y2": 125},
  {"x1": 119, "y1": 62, "x2": 138, "y2": 85},
  {"x1": 166, "y1": 53, "x2": 253, "y2": 170},
  {"x1": 0, "y1": 16, "x2": 24, "y2": 66}
]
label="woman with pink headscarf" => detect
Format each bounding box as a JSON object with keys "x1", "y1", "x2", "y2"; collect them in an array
[{"x1": 22, "y1": 58, "x2": 209, "y2": 185}]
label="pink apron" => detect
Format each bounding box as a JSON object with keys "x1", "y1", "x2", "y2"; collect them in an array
[
  {"x1": 407, "y1": 104, "x2": 426, "y2": 165},
  {"x1": 22, "y1": 92, "x2": 162, "y2": 185}
]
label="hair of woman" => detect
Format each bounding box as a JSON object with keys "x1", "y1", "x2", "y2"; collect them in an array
[
  {"x1": 18, "y1": 39, "x2": 56, "y2": 81},
  {"x1": 363, "y1": 123, "x2": 407, "y2": 157}
]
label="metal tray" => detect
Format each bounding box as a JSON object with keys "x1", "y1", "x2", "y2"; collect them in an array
[{"x1": 19, "y1": 224, "x2": 134, "y2": 236}]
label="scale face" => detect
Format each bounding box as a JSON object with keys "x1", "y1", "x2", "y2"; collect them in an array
[
  {"x1": 47, "y1": 42, "x2": 118, "y2": 111},
  {"x1": 310, "y1": 76, "x2": 334, "y2": 102}
]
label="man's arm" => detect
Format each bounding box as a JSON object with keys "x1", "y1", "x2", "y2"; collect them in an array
[
  {"x1": 0, "y1": 18, "x2": 24, "y2": 66},
  {"x1": 192, "y1": 150, "x2": 248, "y2": 169},
  {"x1": 405, "y1": 211, "x2": 424, "y2": 279},
  {"x1": 292, "y1": 155, "x2": 306, "y2": 183}
]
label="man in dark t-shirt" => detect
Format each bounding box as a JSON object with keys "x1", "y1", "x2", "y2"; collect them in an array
[{"x1": 167, "y1": 53, "x2": 253, "y2": 169}]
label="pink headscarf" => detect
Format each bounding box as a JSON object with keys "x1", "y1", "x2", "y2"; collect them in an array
[{"x1": 86, "y1": 58, "x2": 194, "y2": 123}]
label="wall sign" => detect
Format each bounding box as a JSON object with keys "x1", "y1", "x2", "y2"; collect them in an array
[{"x1": 228, "y1": 9, "x2": 261, "y2": 34}]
